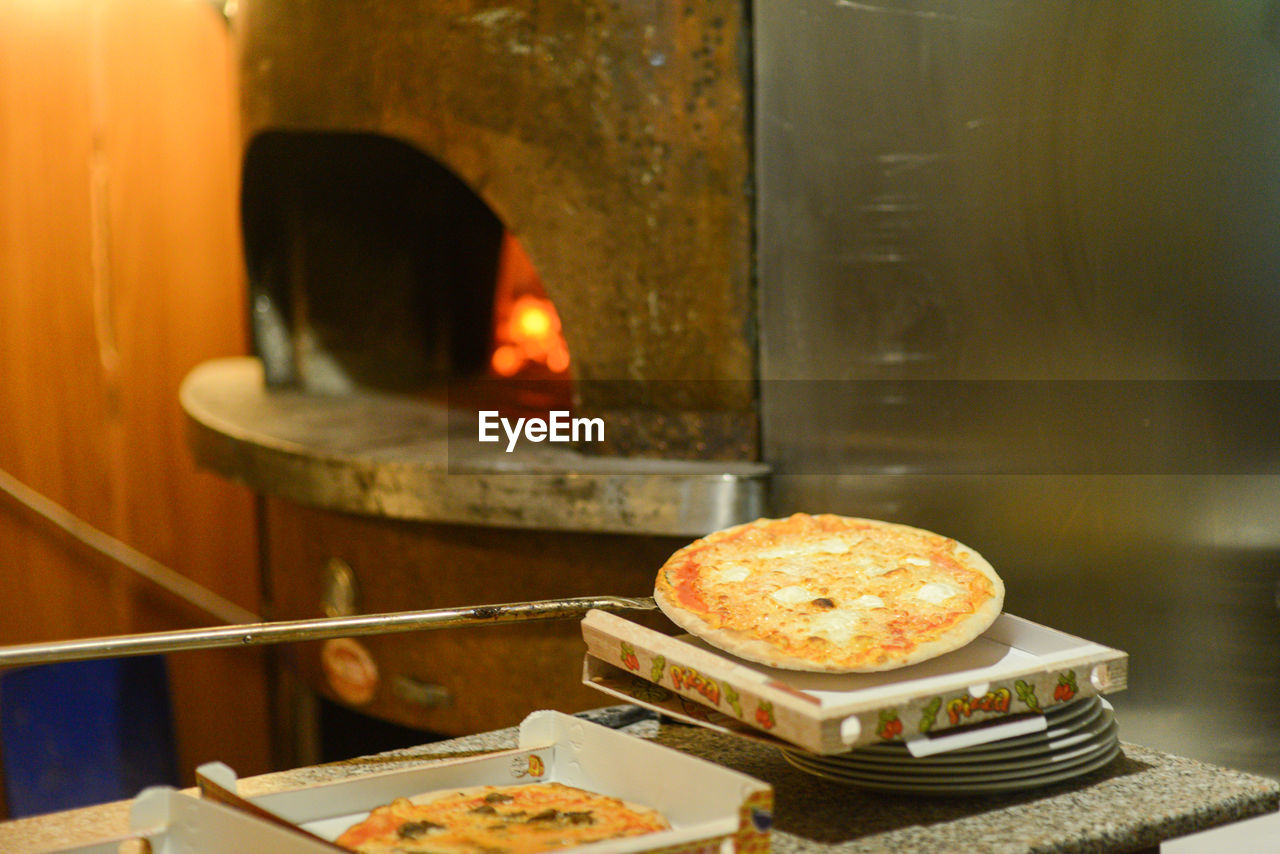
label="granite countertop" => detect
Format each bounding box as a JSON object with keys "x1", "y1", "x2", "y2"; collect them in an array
[{"x1": 1, "y1": 711, "x2": 1276, "y2": 854}]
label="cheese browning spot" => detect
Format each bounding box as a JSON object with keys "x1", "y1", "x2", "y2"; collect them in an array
[
  {"x1": 769, "y1": 585, "x2": 816, "y2": 605},
  {"x1": 716, "y1": 564, "x2": 751, "y2": 583},
  {"x1": 914, "y1": 582, "x2": 958, "y2": 605}
]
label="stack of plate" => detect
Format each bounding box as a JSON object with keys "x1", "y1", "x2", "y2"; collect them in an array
[{"x1": 782, "y1": 696, "x2": 1120, "y2": 795}]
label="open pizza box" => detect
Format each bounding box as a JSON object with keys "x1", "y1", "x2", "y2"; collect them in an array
[
  {"x1": 44, "y1": 786, "x2": 340, "y2": 854},
  {"x1": 175, "y1": 710, "x2": 770, "y2": 854},
  {"x1": 581, "y1": 610, "x2": 1128, "y2": 756},
  {"x1": 43, "y1": 711, "x2": 769, "y2": 854}
]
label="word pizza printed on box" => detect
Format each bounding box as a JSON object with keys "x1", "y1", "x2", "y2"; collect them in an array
[{"x1": 582, "y1": 609, "x2": 1127, "y2": 755}]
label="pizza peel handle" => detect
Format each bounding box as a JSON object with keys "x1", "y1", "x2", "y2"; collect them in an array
[{"x1": 0, "y1": 596, "x2": 657, "y2": 669}]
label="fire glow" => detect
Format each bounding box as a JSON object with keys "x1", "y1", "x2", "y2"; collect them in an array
[{"x1": 490, "y1": 234, "x2": 570, "y2": 378}]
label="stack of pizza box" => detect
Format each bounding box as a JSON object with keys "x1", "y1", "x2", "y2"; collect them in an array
[
  {"x1": 50, "y1": 711, "x2": 773, "y2": 854},
  {"x1": 581, "y1": 610, "x2": 1127, "y2": 757}
]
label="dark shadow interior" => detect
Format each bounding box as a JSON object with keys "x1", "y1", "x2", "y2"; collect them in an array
[{"x1": 241, "y1": 131, "x2": 505, "y2": 393}]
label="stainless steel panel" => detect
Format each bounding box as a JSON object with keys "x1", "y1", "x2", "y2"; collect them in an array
[{"x1": 755, "y1": 1, "x2": 1280, "y2": 778}]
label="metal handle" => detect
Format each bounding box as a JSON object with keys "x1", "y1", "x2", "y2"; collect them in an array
[{"x1": 0, "y1": 596, "x2": 657, "y2": 669}]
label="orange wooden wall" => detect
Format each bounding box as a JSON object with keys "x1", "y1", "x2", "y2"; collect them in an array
[{"x1": 0, "y1": 0, "x2": 271, "y2": 789}]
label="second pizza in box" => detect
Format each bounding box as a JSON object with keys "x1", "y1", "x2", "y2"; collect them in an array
[{"x1": 199, "y1": 710, "x2": 773, "y2": 854}]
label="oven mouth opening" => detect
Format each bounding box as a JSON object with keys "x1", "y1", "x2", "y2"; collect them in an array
[{"x1": 241, "y1": 130, "x2": 572, "y2": 416}]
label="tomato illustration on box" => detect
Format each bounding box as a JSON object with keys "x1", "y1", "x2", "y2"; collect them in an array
[
  {"x1": 877, "y1": 709, "x2": 904, "y2": 741},
  {"x1": 620, "y1": 642, "x2": 640, "y2": 672},
  {"x1": 754, "y1": 700, "x2": 775, "y2": 730},
  {"x1": 1054, "y1": 670, "x2": 1078, "y2": 702}
]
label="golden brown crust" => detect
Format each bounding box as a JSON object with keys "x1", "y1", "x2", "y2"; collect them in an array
[
  {"x1": 654, "y1": 513, "x2": 1004, "y2": 673},
  {"x1": 335, "y1": 782, "x2": 669, "y2": 854}
]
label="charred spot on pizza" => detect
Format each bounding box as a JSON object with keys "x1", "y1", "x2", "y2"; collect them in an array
[
  {"x1": 484, "y1": 792, "x2": 515, "y2": 804},
  {"x1": 811, "y1": 597, "x2": 835, "y2": 609},
  {"x1": 399, "y1": 820, "x2": 446, "y2": 839},
  {"x1": 470, "y1": 804, "x2": 499, "y2": 815},
  {"x1": 522, "y1": 808, "x2": 596, "y2": 826}
]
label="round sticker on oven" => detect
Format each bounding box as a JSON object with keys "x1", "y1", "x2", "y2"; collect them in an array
[{"x1": 321, "y1": 638, "x2": 379, "y2": 706}]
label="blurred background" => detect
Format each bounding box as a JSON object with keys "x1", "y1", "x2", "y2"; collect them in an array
[
  {"x1": 2, "y1": 0, "x2": 1279, "y2": 826},
  {"x1": 0, "y1": 0, "x2": 268, "y2": 816}
]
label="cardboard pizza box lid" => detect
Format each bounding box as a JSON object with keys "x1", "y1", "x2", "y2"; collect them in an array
[
  {"x1": 582, "y1": 610, "x2": 1128, "y2": 755},
  {"x1": 45, "y1": 787, "x2": 340, "y2": 854}
]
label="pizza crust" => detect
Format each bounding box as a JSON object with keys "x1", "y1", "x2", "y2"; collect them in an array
[{"x1": 654, "y1": 514, "x2": 1005, "y2": 673}]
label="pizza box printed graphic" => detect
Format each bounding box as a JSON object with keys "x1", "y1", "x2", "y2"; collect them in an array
[
  {"x1": 45, "y1": 786, "x2": 341, "y2": 854},
  {"x1": 190, "y1": 710, "x2": 771, "y2": 854},
  {"x1": 582, "y1": 610, "x2": 1128, "y2": 756}
]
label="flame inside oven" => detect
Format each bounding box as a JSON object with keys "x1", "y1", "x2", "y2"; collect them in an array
[{"x1": 489, "y1": 233, "x2": 570, "y2": 381}]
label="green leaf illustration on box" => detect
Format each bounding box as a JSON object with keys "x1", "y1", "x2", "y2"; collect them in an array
[
  {"x1": 1015, "y1": 679, "x2": 1042, "y2": 713},
  {"x1": 918, "y1": 696, "x2": 942, "y2": 734},
  {"x1": 723, "y1": 681, "x2": 742, "y2": 717},
  {"x1": 649, "y1": 654, "x2": 666, "y2": 684}
]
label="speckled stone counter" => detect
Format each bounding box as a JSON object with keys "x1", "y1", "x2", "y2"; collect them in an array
[{"x1": 1, "y1": 713, "x2": 1276, "y2": 854}]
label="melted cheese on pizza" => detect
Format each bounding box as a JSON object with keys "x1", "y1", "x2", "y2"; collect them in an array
[
  {"x1": 656, "y1": 513, "x2": 1002, "y2": 671},
  {"x1": 335, "y1": 783, "x2": 669, "y2": 854}
]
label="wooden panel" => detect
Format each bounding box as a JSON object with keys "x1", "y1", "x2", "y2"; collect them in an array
[
  {"x1": 0, "y1": 0, "x2": 270, "y2": 783},
  {"x1": 264, "y1": 498, "x2": 685, "y2": 738}
]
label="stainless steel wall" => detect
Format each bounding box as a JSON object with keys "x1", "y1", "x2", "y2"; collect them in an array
[{"x1": 755, "y1": 1, "x2": 1280, "y2": 778}]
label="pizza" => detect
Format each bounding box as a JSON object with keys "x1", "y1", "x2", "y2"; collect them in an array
[
  {"x1": 334, "y1": 782, "x2": 670, "y2": 854},
  {"x1": 653, "y1": 513, "x2": 1004, "y2": 673}
]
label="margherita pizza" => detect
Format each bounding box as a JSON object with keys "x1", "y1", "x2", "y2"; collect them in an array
[
  {"x1": 335, "y1": 782, "x2": 669, "y2": 854},
  {"x1": 654, "y1": 513, "x2": 1004, "y2": 673}
]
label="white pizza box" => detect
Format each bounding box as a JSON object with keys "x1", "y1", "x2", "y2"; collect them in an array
[
  {"x1": 581, "y1": 610, "x2": 1128, "y2": 755},
  {"x1": 44, "y1": 786, "x2": 339, "y2": 854},
  {"x1": 200, "y1": 709, "x2": 773, "y2": 854}
]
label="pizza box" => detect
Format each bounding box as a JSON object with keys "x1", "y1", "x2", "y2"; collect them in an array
[
  {"x1": 44, "y1": 786, "x2": 340, "y2": 854},
  {"x1": 196, "y1": 709, "x2": 773, "y2": 854},
  {"x1": 581, "y1": 610, "x2": 1128, "y2": 756}
]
